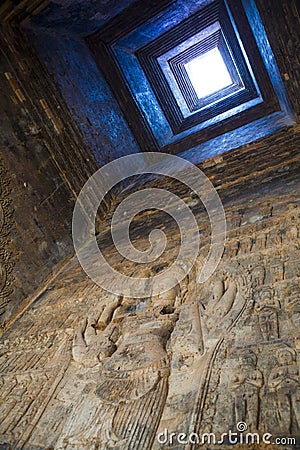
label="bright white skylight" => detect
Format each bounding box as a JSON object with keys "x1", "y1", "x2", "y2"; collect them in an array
[{"x1": 184, "y1": 48, "x2": 232, "y2": 99}]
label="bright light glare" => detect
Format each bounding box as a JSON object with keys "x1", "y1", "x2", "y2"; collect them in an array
[{"x1": 184, "y1": 48, "x2": 232, "y2": 99}]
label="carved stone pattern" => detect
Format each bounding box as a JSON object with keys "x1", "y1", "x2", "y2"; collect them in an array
[
  {"x1": 0, "y1": 158, "x2": 14, "y2": 323},
  {"x1": 0, "y1": 200, "x2": 299, "y2": 448}
]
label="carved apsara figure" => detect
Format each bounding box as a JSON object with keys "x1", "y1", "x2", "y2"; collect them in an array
[
  {"x1": 199, "y1": 270, "x2": 237, "y2": 339},
  {"x1": 192, "y1": 266, "x2": 251, "y2": 436},
  {"x1": 268, "y1": 345, "x2": 300, "y2": 434},
  {"x1": 284, "y1": 283, "x2": 300, "y2": 329},
  {"x1": 59, "y1": 274, "x2": 185, "y2": 449},
  {"x1": 250, "y1": 265, "x2": 265, "y2": 289},
  {"x1": 254, "y1": 287, "x2": 280, "y2": 341},
  {"x1": 229, "y1": 350, "x2": 263, "y2": 431}
]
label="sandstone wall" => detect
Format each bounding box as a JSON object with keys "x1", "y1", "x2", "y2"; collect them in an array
[
  {"x1": 0, "y1": 131, "x2": 299, "y2": 448},
  {"x1": 0, "y1": 23, "x2": 102, "y2": 326}
]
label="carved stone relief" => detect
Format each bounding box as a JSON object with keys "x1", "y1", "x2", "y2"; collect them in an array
[
  {"x1": 0, "y1": 201, "x2": 299, "y2": 449},
  {"x1": 0, "y1": 159, "x2": 14, "y2": 323},
  {"x1": 268, "y1": 345, "x2": 300, "y2": 434},
  {"x1": 229, "y1": 349, "x2": 263, "y2": 432},
  {"x1": 192, "y1": 204, "x2": 300, "y2": 448},
  {"x1": 0, "y1": 329, "x2": 71, "y2": 448},
  {"x1": 55, "y1": 273, "x2": 191, "y2": 450}
]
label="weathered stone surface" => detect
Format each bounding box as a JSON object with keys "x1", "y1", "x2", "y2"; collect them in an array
[
  {"x1": 0, "y1": 158, "x2": 14, "y2": 327},
  {"x1": 0, "y1": 163, "x2": 299, "y2": 448},
  {"x1": 256, "y1": 0, "x2": 300, "y2": 119},
  {"x1": 0, "y1": 24, "x2": 103, "y2": 326},
  {"x1": 0, "y1": 1, "x2": 299, "y2": 449}
]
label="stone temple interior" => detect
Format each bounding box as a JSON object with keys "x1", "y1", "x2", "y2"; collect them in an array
[{"x1": 0, "y1": 0, "x2": 299, "y2": 449}]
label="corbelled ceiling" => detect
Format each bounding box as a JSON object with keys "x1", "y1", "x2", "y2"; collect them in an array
[{"x1": 20, "y1": 0, "x2": 296, "y2": 165}]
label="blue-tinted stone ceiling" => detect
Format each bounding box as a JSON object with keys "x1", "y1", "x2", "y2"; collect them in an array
[
  {"x1": 25, "y1": 0, "x2": 141, "y2": 166},
  {"x1": 24, "y1": 0, "x2": 295, "y2": 166}
]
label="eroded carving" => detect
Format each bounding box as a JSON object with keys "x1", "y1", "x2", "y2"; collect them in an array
[
  {"x1": 0, "y1": 159, "x2": 14, "y2": 323},
  {"x1": 229, "y1": 349, "x2": 263, "y2": 432},
  {"x1": 0, "y1": 196, "x2": 299, "y2": 448},
  {"x1": 268, "y1": 345, "x2": 300, "y2": 434},
  {"x1": 284, "y1": 282, "x2": 300, "y2": 329},
  {"x1": 191, "y1": 265, "x2": 250, "y2": 437},
  {"x1": 59, "y1": 275, "x2": 185, "y2": 449},
  {"x1": 0, "y1": 332, "x2": 70, "y2": 448},
  {"x1": 199, "y1": 270, "x2": 238, "y2": 340},
  {"x1": 254, "y1": 287, "x2": 280, "y2": 341},
  {"x1": 250, "y1": 265, "x2": 265, "y2": 289}
]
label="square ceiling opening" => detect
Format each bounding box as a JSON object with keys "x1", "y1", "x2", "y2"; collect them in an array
[
  {"x1": 165, "y1": 25, "x2": 247, "y2": 116},
  {"x1": 134, "y1": 1, "x2": 264, "y2": 138},
  {"x1": 87, "y1": 0, "x2": 294, "y2": 159},
  {"x1": 184, "y1": 48, "x2": 232, "y2": 100}
]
